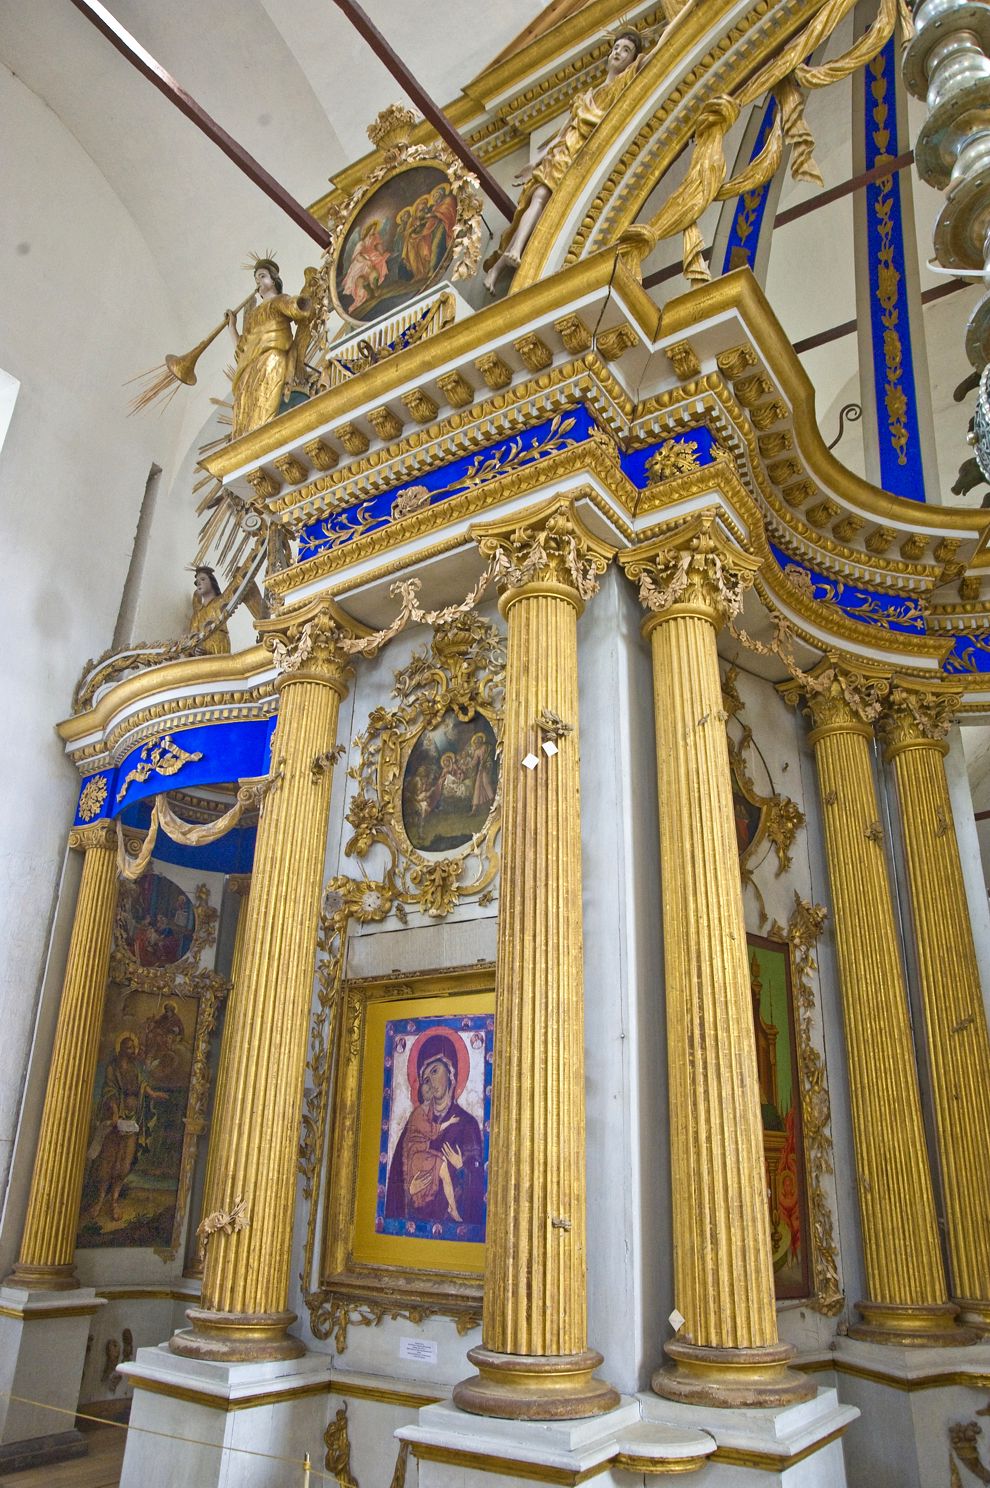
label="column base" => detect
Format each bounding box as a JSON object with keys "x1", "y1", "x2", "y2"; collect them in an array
[
  {"x1": 119, "y1": 1345, "x2": 331, "y2": 1488},
  {"x1": 0, "y1": 1285, "x2": 105, "y2": 1456},
  {"x1": 847, "y1": 1300, "x2": 973, "y2": 1347},
  {"x1": 452, "y1": 1346, "x2": 621, "y2": 1421},
  {"x1": 641, "y1": 1385, "x2": 856, "y2": 1484},
  {"x1": 170, "y1": 1307, "x2": 305, "y2": 1362},
  {"x1": 954, "y1": 1298, "x2": 990, "y2": 1336},
  {"x1": 653, "y1": 1339, "x2": 816, "y2": 1409},
  {"x1": 3, "y1": 1262, "x2": 80, "y2": 1292},
  {"x1": 832, "y1": 1335, "x2": 990, "y2": 1488},
  {"x1": 401, "y1": 1399, "x2": 714, "y2": 1484}
]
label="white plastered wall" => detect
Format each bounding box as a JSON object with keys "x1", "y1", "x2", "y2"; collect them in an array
[{"x1": 0, "y1": 60, "x2": 212, "y2": 1263}]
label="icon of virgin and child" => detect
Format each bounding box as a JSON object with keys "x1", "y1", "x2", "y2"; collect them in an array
[
  {"x1": 337, "y1": 167, "x2": 458, "y2": 322},
  {"x1": 382, "y1": 1027, "x2": 486, "y2": 1238}
]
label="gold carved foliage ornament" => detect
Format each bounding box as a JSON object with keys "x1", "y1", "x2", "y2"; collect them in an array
[{"x1": 343, "y1": 612, "x2": 505, "y2": 918}]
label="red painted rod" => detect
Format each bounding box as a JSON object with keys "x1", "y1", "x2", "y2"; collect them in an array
[
  {"x1": 67, "y1": 0, "x2": 333, "y2": 249},
  {"x1": 330, "y1": 0, "x2": 517, "y2": 221}
]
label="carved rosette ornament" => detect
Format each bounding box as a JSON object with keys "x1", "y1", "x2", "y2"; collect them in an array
[
  {"x1": 783, "y1": 664, "x2": 962, "y2": 1345},
  {"x1": 878, "y1": 681, "x2": 990, "y2": 1332},
  {"x1": 618, "y1": 519, "x2": 810, "y2": 1408}
]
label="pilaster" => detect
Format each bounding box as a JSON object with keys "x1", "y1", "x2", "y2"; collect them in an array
[{"x1": 6, "y1": 820, "x2": 118, "y2": 1291}]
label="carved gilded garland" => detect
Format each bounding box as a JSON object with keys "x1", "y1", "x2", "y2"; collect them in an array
[
  {"x1": 343, "y1": 613, "x2": 505, "y2": 917},
  {"x1": 767, "y1": 895, "x2": 844, "y2": 1317}
]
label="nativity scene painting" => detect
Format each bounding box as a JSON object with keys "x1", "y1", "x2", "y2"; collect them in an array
[
  {"x1": 334, "y1": 164, "x2": 458, "y2": 323},
  {"x1": 400, "y1": 711, "x2": 498, "y2": 854},
  {"x1": 376, "y1": 1015, "x2": 493, "y2": 1244}
]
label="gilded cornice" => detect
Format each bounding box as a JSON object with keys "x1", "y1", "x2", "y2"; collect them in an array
[
  {"x1": 269, "y1": 362, "x2": 632, "y2": 528},
  {"x1": 662, "y1": 271, "x2": 989, "y2": 546},
  {"x1": 57, "y1": 644, "x2": 276, "y2": 747},
  {"x1": 201, "y1": 251, "x2": 655, "y2": 484},
  {"x1": 758, "y1": 569, "x2": 953, "y2": 672}
]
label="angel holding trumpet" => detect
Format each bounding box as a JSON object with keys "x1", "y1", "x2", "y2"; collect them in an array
[{"x1": 129, "y1": 253, "x2": 318, "y2": 440}]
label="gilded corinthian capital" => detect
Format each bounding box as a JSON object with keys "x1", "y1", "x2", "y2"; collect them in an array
[
  {"x1": 472, "y1": 496, "x2": 615, "y2": 608},
  {"x1": 781, "y1": 659, "x2": 890, "y2": 737},
  {"x1": 258, "y1": 596, "x2": 355, "y2": 692},
  {"x1": 618, "y1": 512, "x2": 760, "y2": 626},
  {"x1": 878, "y1": 683, "x2": 961, "y2": 756}
]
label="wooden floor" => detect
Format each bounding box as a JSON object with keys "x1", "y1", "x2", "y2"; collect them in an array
[{"x1": 0, "y1": 1425, "x2": 125, "y2": 1488}]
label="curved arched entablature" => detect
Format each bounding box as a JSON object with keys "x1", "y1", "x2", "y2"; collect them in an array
[{"x1": 508, "y1": 0, "x2": 895, "y2": 292}]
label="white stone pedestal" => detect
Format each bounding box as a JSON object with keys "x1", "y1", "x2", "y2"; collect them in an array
[
  {"x1": 118, "y1": 1344, "x2": 332, "y2": 1488},
  {"x1": 833, "y1": 1337, "x2": 990, "y2": 1488},
  {"x1": 0, "y1": 1284, "x2": 104, "y2": 1472},
  {"x1": 640, "y1": 1386, "x2": 856, "y2": 1485},
  {"x1": 398, "y1": 1399, "x2": 716, "y2": 1487}
]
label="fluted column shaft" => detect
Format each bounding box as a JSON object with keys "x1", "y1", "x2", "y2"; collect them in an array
[
  {"x1": 799, "y1": 670, "x2": 960, "y2": 1344},
  {"x1": 173, "y1": 604, "x2": 349, "y2": 1361},
  {"x1": 650, "y1": 608, "x2": 779, "y2": 1349},
  {"x1": 8, "y1": 822, "x2": 118, "y2": 1289},
  {"x1": 453, "y1": 497, "x2": 618, "y2": 1421},
  {"x1": 621, "y1": 516, "x2": 810, "y2": 1409},
  {"x1": 882, "y1": 687, "x2": 990, "y2": 1332}
]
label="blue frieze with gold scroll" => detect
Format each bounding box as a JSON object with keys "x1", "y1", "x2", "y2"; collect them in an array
[
  {"x1": 770, "y1": 543, "x2": 928, "y2": 634},
  {"x1": 298, "y1": 412, "x2": 723, "y2": 562},
  {"x1": 944, "y1": 632, "x2": 990, "y2": 674},
  {"x1": 91, "y1": 718, "x2": 276, "y2": 820},
  {"x1": 721, "y1": 98, "x2": 778, "y2": 275}
]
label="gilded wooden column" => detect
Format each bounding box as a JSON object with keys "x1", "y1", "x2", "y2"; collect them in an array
[
  {"x1": 620, "y1": 515, "x2": 812, "y2": 1408},
  {"x1": 171, "y1": 600, "x2": 351, "y2": 1361},
  {"x1": 790, "y1": 665, "x2": 962, "y2": 1344},
  {"x1": 452, "y1": 497, "x2": 619, "y2": 1420},
  {"x1": 7, "y1": 822, "x2": 118, "y2": 1290},
  {"x1": 879, "y1": 683, "x2": 990, "y2": 1335}
]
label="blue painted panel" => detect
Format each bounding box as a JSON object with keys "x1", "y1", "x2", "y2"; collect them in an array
[
  {"x1": 863, "y1": 38, "x2": 926, "y2": 501},
  {"x1": 944, "y1": 634, "x2": 990, "y2": 674},
  {"x1": 112, "y1": 719, "x2": 272, "y2": 816},
  {"x1": 771, "y1": 543, "x2": 928, "y2": 634},
  {"x1": 721, "y1": 99, "x2": 778, "y2": 275},
  {"x1": 119, "y1": 798, "x2": 257, "y2": 873},
  {"x1": 298, "y1": 408, "x2": 596, "y2": 560}
]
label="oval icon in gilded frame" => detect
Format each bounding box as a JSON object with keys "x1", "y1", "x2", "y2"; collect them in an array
[
  {"x1": 400, "y1": 709, "x2": 498, "y2": 856},
  {"x1": 331, "y1": 162, "x2": 459, "y2": 326}
]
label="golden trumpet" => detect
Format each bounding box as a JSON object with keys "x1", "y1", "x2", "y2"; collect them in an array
[
  {"x1": 128, "y1": 291, "x2": 255, "y2": 413},
  {"x1": 165, "y1": 292, "x2": 256, "y2": 387}
]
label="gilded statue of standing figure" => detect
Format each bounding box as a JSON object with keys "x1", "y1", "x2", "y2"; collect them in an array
[
  {"x1": 484, "y1": 28, "x2": 652, "y2": 293},
  {"x1": 189, "y1": 566, "x2": 231, "y2": 656},
  {"x1": 225, "y1": 257, "x2": 313, "y2": 438}
]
